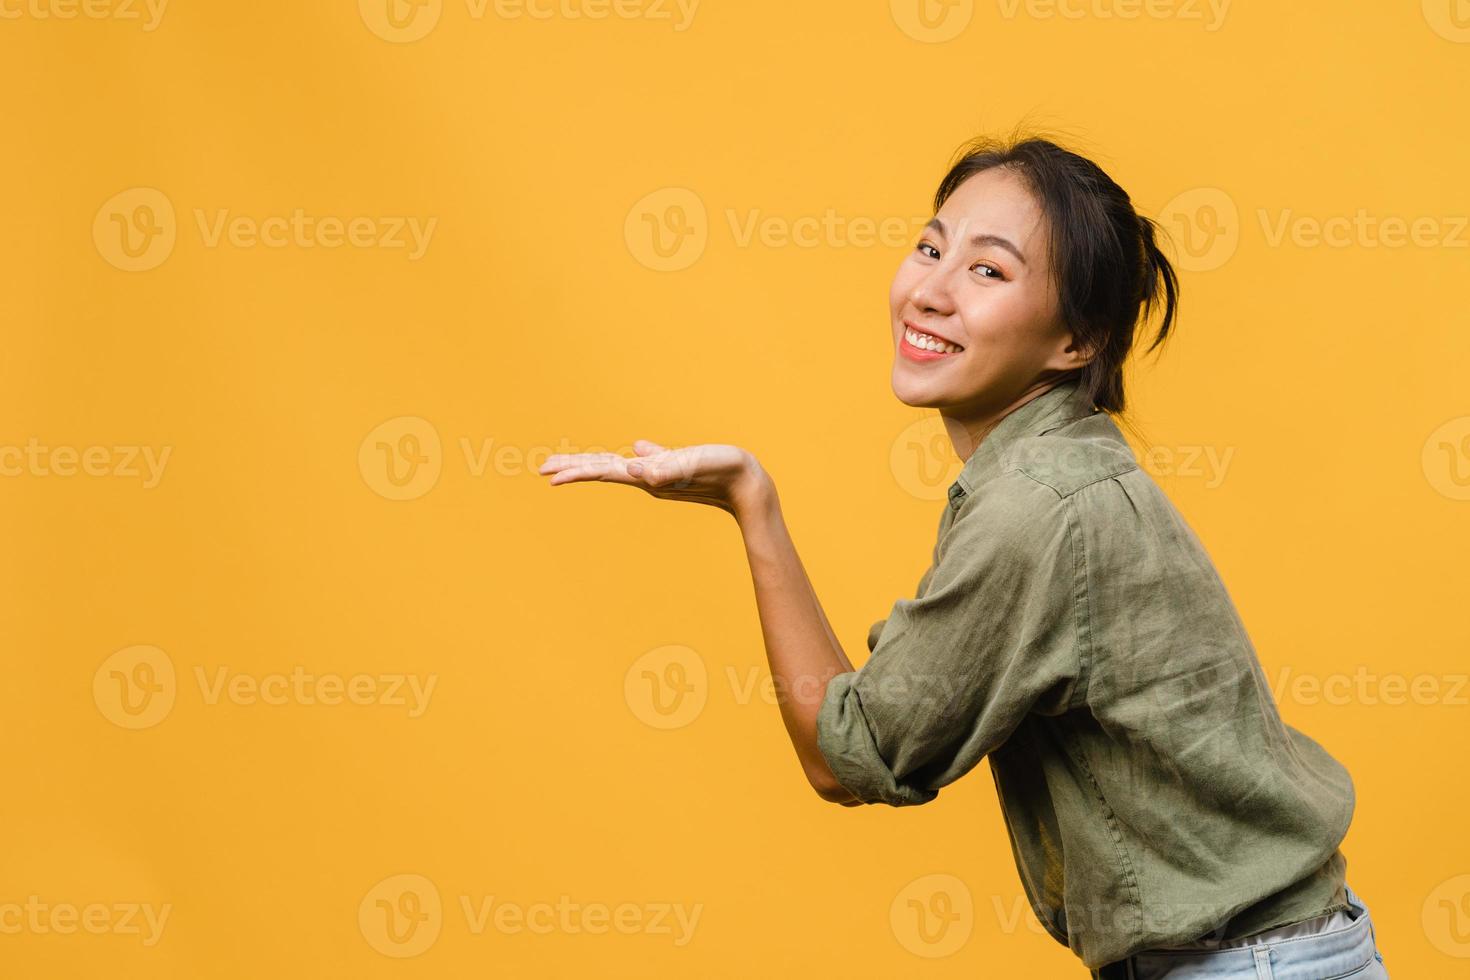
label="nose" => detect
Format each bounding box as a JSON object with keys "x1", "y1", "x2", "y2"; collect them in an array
[{"x1": 907, "y1": 260, "x2": 955, "y2": 316}]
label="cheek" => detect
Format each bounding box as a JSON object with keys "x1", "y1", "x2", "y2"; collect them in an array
[
  {"x1": 957, "y1": 284, "x2": 1049, "y2": 349},
  {"x1": 889, "y1": 260, "x2": 919, "y2": 313}
]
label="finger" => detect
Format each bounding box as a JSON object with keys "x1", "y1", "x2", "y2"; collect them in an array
[
  {"x1": 628, "y1": 460, "x2": 693, "y2": 489},
  {"x1": 548, "y1": 466, "x2": 608, "y2": 486},
  {"x1": 649, "y1": 447, "x2": 706, "y2": 487},
  {"x1": 539, "y1": 452, "x2": 622, "y2": 476},
  {"x1": 632, "y1": 439, "x2": 667, "y2": 457},
  {"x1": 547, "y1": 457, "x2": 640, "y2": 486}
]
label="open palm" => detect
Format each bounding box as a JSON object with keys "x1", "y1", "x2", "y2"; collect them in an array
[{"x1": 538, "y1": 439, "x2": 766, "y2": 517}]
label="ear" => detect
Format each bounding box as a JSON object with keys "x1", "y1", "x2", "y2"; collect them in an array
[{"x1": 1045, "y1": 329, "x2": 1097, "y2": 372}]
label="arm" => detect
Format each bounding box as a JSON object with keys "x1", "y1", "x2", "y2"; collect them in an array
[
  {"x1": 538, "y1": 439, "x2": 865, "y2": 802},
  {"x1": 731, "y1": 474, "x2": 862, "y2": 804},
  {"x1": 813, "y1": 476, "x2": 1083, "y2": 807},
  {"x1": 540, "y1": 440, "x2": 1081, "y2": 810}
]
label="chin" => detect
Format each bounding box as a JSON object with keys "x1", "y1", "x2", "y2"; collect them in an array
[{"x1": 890, "y1": 372, "x2": 946, "y2": 409}]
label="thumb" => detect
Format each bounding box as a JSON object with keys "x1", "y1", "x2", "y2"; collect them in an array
[
  {"x1": 627, "y1": 459, "x2": 667, "y2": 485},
  {"x1": 632, "y1": 439, "x2": 666, "y2": 457}
]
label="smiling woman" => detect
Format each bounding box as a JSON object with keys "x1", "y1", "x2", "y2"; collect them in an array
[
  {"x1": 537, "y1": 130, "x2": 1389, "y2": 979},
  {"x1": 889, "y1": 138, "x2": 1177, "y2": 440}
]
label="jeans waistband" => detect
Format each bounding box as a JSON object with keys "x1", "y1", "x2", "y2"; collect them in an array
[{"x1": 1098, "y1": 884, "x2": 1377, "y2": 980}]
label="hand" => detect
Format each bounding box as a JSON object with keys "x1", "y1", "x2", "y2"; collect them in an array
[{"x1": 538, "y1": 440, "x2": 773, "y2": 519}]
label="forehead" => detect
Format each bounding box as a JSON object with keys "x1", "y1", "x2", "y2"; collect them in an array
[{"x1": 935, "y1": 167, "x2": 1047, "y2": 253}]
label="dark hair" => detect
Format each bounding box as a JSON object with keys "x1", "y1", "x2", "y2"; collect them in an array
[{"x1": 932, "y1": 127, "x2": 1179, "y2": 418}]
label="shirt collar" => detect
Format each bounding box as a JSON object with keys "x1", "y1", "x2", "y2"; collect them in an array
[{"x1": 947, "y1": 377, "x2": 1100, "y2": 508}]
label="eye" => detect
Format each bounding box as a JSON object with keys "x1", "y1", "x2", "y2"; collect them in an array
[{"x1": 914, "y1": 241, "x2": 1006, "y2": 280}]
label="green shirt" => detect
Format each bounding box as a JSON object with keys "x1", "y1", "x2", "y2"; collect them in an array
[{"x1": 816, "y1": 377, "x2": 1356, "y2": 970}]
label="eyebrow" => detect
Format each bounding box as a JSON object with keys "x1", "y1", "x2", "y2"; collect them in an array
[{"x1": 923, "y1": 217, "x2": 1028, "y2": 266}]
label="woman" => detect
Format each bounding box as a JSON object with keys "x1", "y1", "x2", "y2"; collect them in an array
[{"x1": 538, "y1": 133, "x2": 1390, "y2": 978}]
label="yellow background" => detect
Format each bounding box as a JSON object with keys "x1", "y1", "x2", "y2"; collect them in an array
[{"x1": 3, "y1": 0, "x2": 1467, "y2": 975}]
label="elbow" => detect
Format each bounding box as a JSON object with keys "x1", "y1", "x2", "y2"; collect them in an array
[
  {"x1": 810, "y1": 773, "x2": 861, "y2": 806},
  {"x1": 810, "y1": 715, "x2": 862, "y2": 804},
  {"x1": 816, "y1": 784, "x2": 862, "y2": 806},
  {"x1": 812, "y1": 770, "x2": 935, "y2": 808}
]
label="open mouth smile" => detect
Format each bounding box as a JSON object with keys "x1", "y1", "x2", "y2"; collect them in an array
[{"x1": 900, "y1": 324, "x2": 965, "y2": 362}]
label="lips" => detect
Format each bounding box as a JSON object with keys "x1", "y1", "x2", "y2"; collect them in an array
[
  {"x1": 899, "y1": 331, "x2": 961, "y2": 363},
  {"x1": 902, "y1": 319, "x2": 964, "y2": 350}
]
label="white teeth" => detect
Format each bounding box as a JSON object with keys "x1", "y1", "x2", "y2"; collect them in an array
[{"x1": 905, "y1": 328, "x2": 963, "y2": 354}]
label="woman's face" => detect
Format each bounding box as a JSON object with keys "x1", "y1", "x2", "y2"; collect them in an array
[{"x1": 889, "y1": 166, "x2": 1086, "y2": 418}]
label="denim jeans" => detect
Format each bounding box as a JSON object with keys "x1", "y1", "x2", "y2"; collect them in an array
[{"x1": 1090, "y1": 884, "x2": 1388, "y2": 978}]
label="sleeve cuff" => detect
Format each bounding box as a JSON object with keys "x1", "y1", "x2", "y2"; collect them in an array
[{"x1": 816, "y1": 670, "x2": 939, "y2": 807}]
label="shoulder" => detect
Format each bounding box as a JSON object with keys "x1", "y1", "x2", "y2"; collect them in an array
[
  {"x1": 1000, "y1": 412, "x2": 1140, "y2": 499},
  {"x1": 945, "y1": 415, "x2": 1142, "y2": 560},
  {"x1": 946, "y1": 467, "x2": 1072, "y2": 567}
]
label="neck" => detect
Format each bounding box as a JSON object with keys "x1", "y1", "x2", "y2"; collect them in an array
[{"x1": 942, "y1": 378, "x2": 1069, "y2": 463}]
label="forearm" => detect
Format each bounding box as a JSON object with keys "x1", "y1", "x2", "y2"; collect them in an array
[{"x1": 733, "y1": 477, "x2": 859, "y2": 801}]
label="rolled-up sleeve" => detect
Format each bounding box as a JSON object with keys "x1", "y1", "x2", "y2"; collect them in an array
[{"x1": 816, "y1": 477, "x2": 1084, "y2": 806}]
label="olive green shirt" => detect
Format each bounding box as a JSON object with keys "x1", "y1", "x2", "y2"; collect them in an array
[{"x1": 816, "y1": 378, "x2": 1356, "y2": 970}]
